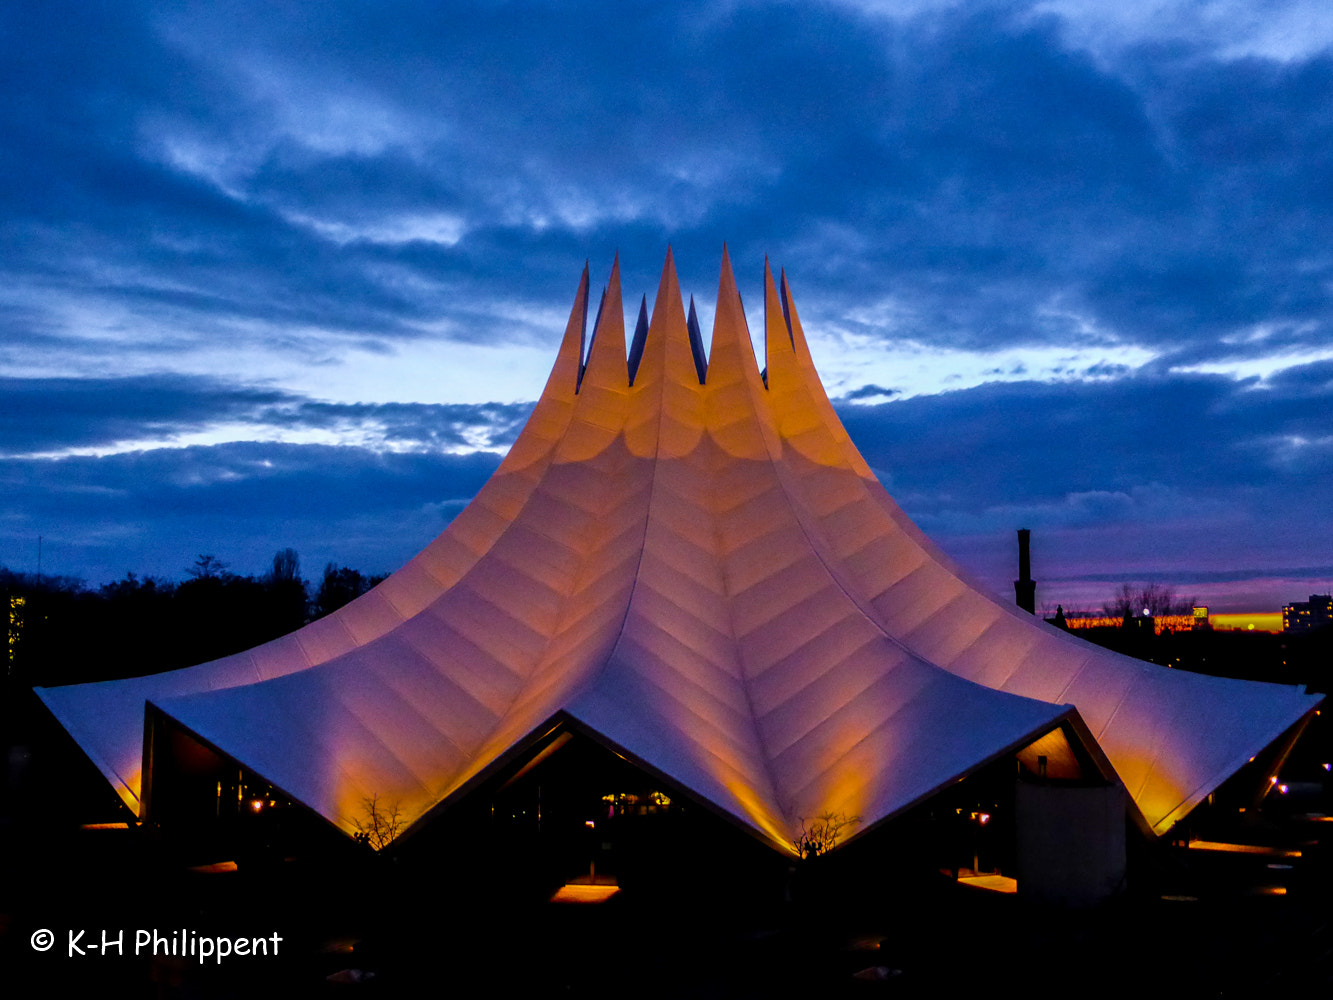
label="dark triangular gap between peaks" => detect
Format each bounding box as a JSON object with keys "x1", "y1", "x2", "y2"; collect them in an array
[
  {"x1": 577, "y1": 283, "x2": 609, "y2": 393},
  {"x1": 686, "y1": 296, "x2": 708, "y2": 385},
  {"x1": 763, "y1": 260, "x2": 795, "y2": 389},
  {"x1": 575, "y1": 261, "x2": 590, "y2": 391},
  {"x1": 736, "y1": 286, "x2": 760, "y2": 385},
  {"x1": 778, "y1": 269, "x2": 795, "y2": 343},
  {"x1": 627, "y1": 294, "x2": 649, "y2": 386}
]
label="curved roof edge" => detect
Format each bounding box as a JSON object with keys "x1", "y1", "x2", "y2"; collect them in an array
[{"x1": 34, "y1": 251, "x2": 1325, "y2": 846}]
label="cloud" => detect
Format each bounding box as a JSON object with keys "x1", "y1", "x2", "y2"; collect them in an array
[
  {"x1": 1030, "y1": 0, "x2": 1333, "y2": 64},
  {"x1": 0, "y1": 374, "x2": 534, "y2": 457},
  {"x1": 839, "y1": 362, "x2": 1333, "y2": 506},
  {"x1": 5, "y1": 355, "x2": 1326, "y2": 607},
  {"x1": 839, "y1": 384, "x2": 901, "y2": 403},
  {"x1": 835, "y1": 361, "x2": 1333, "y2": 606},
  {"x1": 1050, "y1": 565, "x2": 1333, "y2": 586},
  {"x1": 0, "y1": 442, "x2": 501, "y2": 584},
  {"x1": 2, "y1": 0, "x2": 1331, "y2": 607},
  {"x1": 3, "y1": 1, "x2": 1331, "y2": 384},
  {"x1": 0, "y1": 375, "x2": 290, "y2": 454},
  {"x1": 266, "y1": 400, "x2": 535, "y2": 452}
]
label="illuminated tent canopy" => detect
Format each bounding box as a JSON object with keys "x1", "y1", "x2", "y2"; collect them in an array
[{"x1": 37, "y1": 250, "x2": 1320, "y2": 852}]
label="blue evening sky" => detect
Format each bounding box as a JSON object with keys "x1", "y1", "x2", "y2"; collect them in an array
[{"x1": 3, "y1": 1, "x2": 1332, "y2": 612}]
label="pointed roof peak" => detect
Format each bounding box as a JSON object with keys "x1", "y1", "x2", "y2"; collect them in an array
[
  {"x1": 579, "y1": 256, "x2": 628, "y2": 391},
  {"x1": 546, "y1": 264, "x2": 589, "y2": 396},
  {"x1": 778, "y1": 268, "x2": 811, "y2": 362},
  {"x1": 718, "y1": 242, "x2": 735, "y2": 282},
  {"x1": 658, "y1": 245, "x2": 681, "y2": 292},
  {"x1": 715, "y1": 244, "x2": 742, "y2": 318},
  {"x1": 707, "y1": 245, "x2": 761, "y2": 386},
  {"x1": 627, "y1": 245, "x2": 698, "y2": 392},
  {"x1": 653, "y1": 249, "x2": 684, "y2": 320}
]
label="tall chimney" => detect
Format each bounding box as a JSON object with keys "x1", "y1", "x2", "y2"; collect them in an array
[{"x1": 1014, "y1": 528, "x2": 1036, "y2": 614}]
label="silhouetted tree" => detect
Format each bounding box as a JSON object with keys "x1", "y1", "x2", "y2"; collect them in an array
[
  {"x1": 1, "y1": 552, "x2": 379, "y2": 686},
  {"x1": 263, "y1": 548, "x2": 308, "y2": 633},
  {"x1": 793, "y1": 812, "x2": 861, "y2": 859},
  {"x1": 187, "y1": 554, "x2": 230, "y2": 581},
  {"x1": 314, "y1": 563, "x2": 386, "y2": 619},
  {"x1": 1103, "y1": 582, "x2": 1197, "y2": 619},
  {"x1": 266, "y1": 548, "x2": 300, "y2": 585},
  {"x1": 99, "y1": 571, "x2": 172, "y2": 601},
  {"x1": 352, "y1": 793, "x2": 404, "y2": 850}
]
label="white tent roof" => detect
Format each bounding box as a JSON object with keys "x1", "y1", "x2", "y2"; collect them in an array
[{"x1": 38, "y1": 251, "x2": 1320, "y2": 849}]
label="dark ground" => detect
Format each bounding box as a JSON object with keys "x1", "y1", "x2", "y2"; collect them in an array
[
  {"x1": 4, "y1": 800, "x2": 1333, "y2": 998},
  {"x1": 4, "y1": 624, "x2": 1333, "y2": 998}
]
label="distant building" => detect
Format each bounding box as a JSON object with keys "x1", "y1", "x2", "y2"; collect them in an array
[
  {"x1": 1060, "y1": 613, "x2": 1194, "y2": 636},
  {"x1": 1210, "y1": 612, "x2": 1284, "y2": 633},
  {"x1": 1059, "y1": 608, "x2": 1283, "y2": 635},
  {"x1": 1283, "y1": 595, "x2": 1333, "y2": 633}
]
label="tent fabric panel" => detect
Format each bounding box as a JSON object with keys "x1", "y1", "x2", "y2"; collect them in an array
[
  {"x1": 717, "y1": 528, "x2": 808, "y2": 595},
  {"x1": 995, "y1": 642, "x2": 1091, "y2": 705},
  {"x1": 620, "y1": 590, "x2": 738, "y2": 682},
  {"x1": 629, "y1": 552, "x2": 732, "y2": 638},
  {"x1": 869, "y1": 562, "x2": 970, "y2": 637},
  {"x1": 742, "y1": 600, "x2": 879, "y2": 689},
  {"x1": 774, "y1": 668, "x2": 1067, "y2": 824},
  {"x1": 761, "y1": 645, "x2": 940, "y2": 762},
  {"x1": 345, "y1": 634, "x2": 500, "y2": 749},
  {"x1": 373, "y1": 558, "x2": 448, "y2": 621},
  {"x1": 902, "y1": 593, "x2": 999, "y2": 668},
  {"x1": 425, "y1": 583, "x2": 550, "y2": 665},
  {"x1": 293, "y1": 612, "x2": 359, "y2": 668},
  {"x1": 841, "y1": 525, "x2": 931, "y2": 600},
  {"x1": 332, "y1": 588, "x2": 406, "y2": 646},
  {"x1": 419, "y1": 593, "x2": 540, "y2": 677},
  {"x1": 399, "y1": 613, "x2": 526, "y2": 711},
  {"x1": 484, "y1": 522, "x2": 588, "y2": 592},
  {"x1": 613, "y1": 632, "x2": 757, "y2": 741},
  {"x1": 728, "y1": 557, "x2": 849, "y2": 639},
  {"x1": 943, "y1": 615, "x2": 1044, "y2": 690},
  {"x1": 451, "y1": 552, "x2": 568, "y2": 633},
  {"x1": 1051, "y1": 655, "x2": 1138, "y2": 737},
  {"x1": 250, "y1": 632, "x2": 313, "y2": 681}
]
